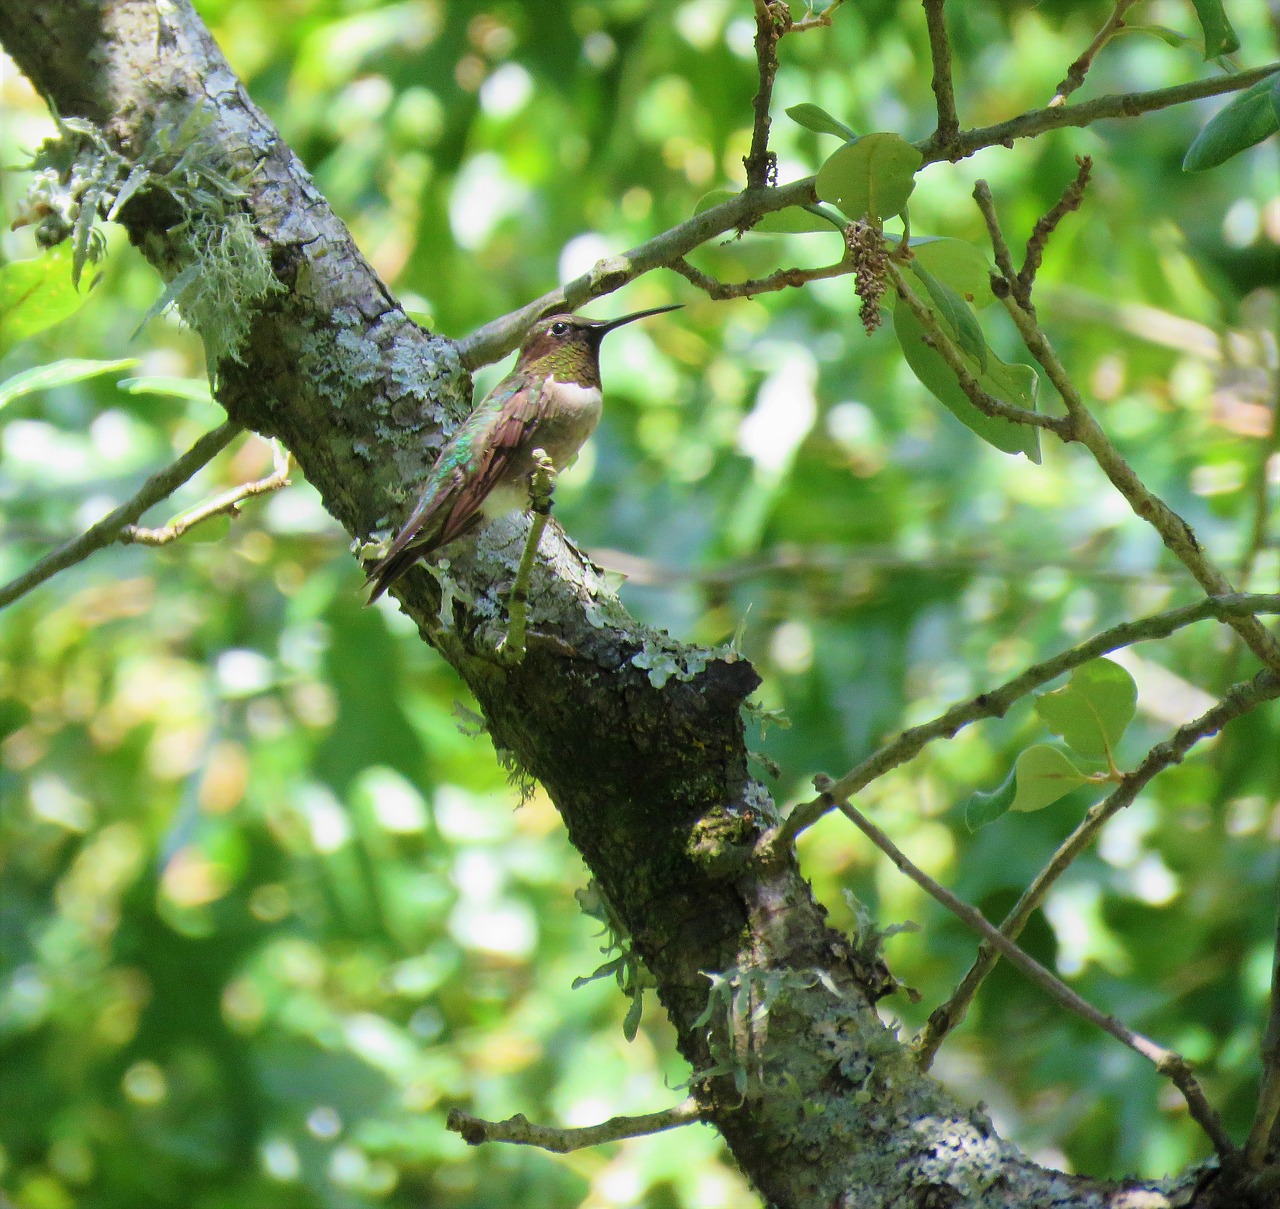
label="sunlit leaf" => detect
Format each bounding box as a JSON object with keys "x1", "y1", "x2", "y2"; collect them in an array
[
  {"x1": 815, "y1": 132, "x2": 922, "y2": 222},
  {"x1": 785, "y1": 103, "x2": 856, "y2": 140},
  {"x1": 0, "y1": 357, "x2": 139, "y2": 410},
  {"x1": 1010, "y1": 745, "x2": 1091, "y2": 813},
  {"x1": 0, "y1": 246, "x2": 92, "y2": 349},
  {"x1": 117, "y1": 375, "x2": 215, "y2": 402},
  {"x1": 1035, "y1": 659, "x2": 1137, "y2": 761},
  {"x1": 909, "y1": 237, "x2": 996, "y2": 308}
]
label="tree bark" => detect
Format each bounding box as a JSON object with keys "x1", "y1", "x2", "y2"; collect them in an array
[{"x1": 0, "y1": 3, "x2": 1217, "y2": 1204}]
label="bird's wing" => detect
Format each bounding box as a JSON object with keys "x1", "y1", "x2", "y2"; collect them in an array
[
  {"x1": 363, "y1": 373, "x2": 546, "y2": 602},
  {"x1": 433, "y1": 372, "x2": 547, "y2": 547}
]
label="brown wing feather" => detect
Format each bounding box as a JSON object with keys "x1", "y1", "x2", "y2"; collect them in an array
[
  {"x1": 364, "y1": 376, "x2": 546, "y2": 603},
  {"x1": 433, "y1": 376, "x2": 546, "y2": 547}
]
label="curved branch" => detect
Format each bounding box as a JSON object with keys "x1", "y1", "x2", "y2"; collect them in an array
[
  {"x1": 770, "y1": 593, "x2": 1280, "y2": 845},
  {"x1": 447, "y1": 1100, "x2": 702, "y2": 1152},
  {"x1": 836, "y1": 790, "x2": 1245, "y2": 1158},
  {"x1": 917, "y1": 668, "x2": 1280, "y2": 1067},
  {"x1": 0, "y1": 421, "x2": 241, "y2": 610}
]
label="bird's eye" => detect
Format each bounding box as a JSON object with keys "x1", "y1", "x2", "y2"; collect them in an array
[{"x1": 550, "y1": 321, "x2": 570, "y2": 337}]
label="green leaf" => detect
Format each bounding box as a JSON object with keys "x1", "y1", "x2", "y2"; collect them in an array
[
  {"x1": 0, "y1": 358, "x2": 140, "y2": 411},
  {"x1": 1035, "y1": 658, "x2": 1137, "y2": 761},
  {"x1": 785, "y1": 103, "x2": 857, "y2": 140},
  {"x1": 892, "y1": 294, "x2": 1041, "y2": 461},
  {"x1": 1010, "y1": 745, "x2": 1091, "y2": 813},
  {"x1": 909, "y1": 237, "x2": 996, "y2": 308},
  {"x1": 183, "y1": 513, "x2": 232, "y2": 544},
  {"x1": 908, "y1": 262, "x2": 988, "y2": 369},
  {"x1": 1115, "y1": 24, "x2": 1195, "y2": 49},
  {"x1": 966, "y1": 765, "x2": 1017, "y2": 831},
  {"x1": 815, "y1": 132, "x2": 923, "y2": 222},
  {"x1": 623, "y1": 992, "x2": 643, "y2": 1042},
  {"x1": 1183, "y1": 72, "x2": 1280, "y2": 171},
  {"x1": 117, "y1": 375, "x2": 215, "y2": 403},
  {"x1": 1189, "y1": 0, "x2": 1240, "y2": 58},
  {"x1": 0, "y1": 246, "x2": 93, "y2": 349},
  {"x1": 755, "y1": 206, "x2": 846, "y2": 234}
]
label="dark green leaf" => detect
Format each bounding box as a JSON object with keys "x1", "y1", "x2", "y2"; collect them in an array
[
  {"x1": 908, "y1": 261, "x2": 988, "y2": 369},
  {"x1": 785, "y1": 103, "x2": 857, "y2": 140},
  {"x1": 1010, "y1": 745, "x2": 1091, "y2": 813},
  {"x1": 893, "y1": 295, "x2": 1041, "y2": 461},
  {"x1": 815, "y1": 133, "x2": 923, "y2": 222},
  {"x1": 1035, "y1": 659, "x2": 1137, "y2": 761},
  {"x1": 1183, "y1": 72, "x2": 1280, "y2": 171},
  {"x1": 623, "y1": 992, "x2": 643, "y2": 1041},
  {"x1": 966, "y1": 765, "x2": 1017, "y2": 831},
  {"x1": 1189, "y1": 0, "x2": 1240, "y2": 57}
]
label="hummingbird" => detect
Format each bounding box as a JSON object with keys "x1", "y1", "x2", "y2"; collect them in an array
[{"x1": 365, "y1": 303, "x2": 681, "y2": 602}]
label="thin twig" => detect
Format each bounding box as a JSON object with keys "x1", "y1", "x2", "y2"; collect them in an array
[
  {"x1": 1050, "y1": 0, "x2": 1142, "y2": 107},
  {"x1": 764, "y1": 593, "x2": 1280, "y2": 848},
  {"x1": 971, "y1": 181, "x2": 1019, "y2": 286},
  {"x1": 458, "y1": 63, "x2": 1278, "y2": 369},
  {"x1": 668, "y1": 253, "x2": 854, "y2": 299},
  {"x1": 1016, "y1": 155, "x2": 1093, "y2": 310},
  {"x1": 788, "y1": 0, "x2": 845, "y2": 34},
  {"x1": 1238, "y1": 373, "x2": 1280, "y2": 590},
  {"x1": 997, "y1": 290, "x2": 1280, "y2": 675},
  {"x1": 919, "y1": 61, "x2": 1280, "y2": 163},
  {"x1": 744, "y1": 0, "x2": 784, "y2": 190},
  {"x1": 0, "y1": 422, "x2": 242, "y2": 610},
  {"x1": 917, "y1": 669, "x2": 1280, "y2": 1068},
  {"x1": 447, "y1": 1099, "x2": 702, "y2": 1152},
  {"x1": 837, "y1": 796, "x2": 1240, "y2": 1158},
  {"x1": 120, "y1": 439, "x2": 290, "y2": 545},
  {"x1": 1247, "y1": 879, "x2": 1280, "y2": 1165},
  {"x1": 886, "y1": 260, "x2": 1071, "y2": 434},
  {"x1": 922, "y1": 0, "x2": 960, "y2": 148}
]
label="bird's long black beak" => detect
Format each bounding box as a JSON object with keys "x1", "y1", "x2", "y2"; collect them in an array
[{"x1": 588, "y1": 303, "x2": 683, "y2": 336}]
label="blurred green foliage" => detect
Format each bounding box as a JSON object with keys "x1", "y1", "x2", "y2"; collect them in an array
[{"x1": 1, "y1": 1, "x2": 1278, "y2": 1206}]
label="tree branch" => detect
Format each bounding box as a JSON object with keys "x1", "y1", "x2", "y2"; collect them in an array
[
  {"x1": 835, "y1": 795, "x2": 1240, "y2": 1158},
  {"x1": 667, "y1": 252, "x2": 854, "y2": 299},
  {"x1": 1050, "y1": 0, "x2": 1142, "y2": 107},
  {"x1": 996, "y1": 290, "x2": 1280, "y2": 675},
  {"x1": 922, "y1": 0, "x2": 960, "y2": 148},
  {"x1": 920, "y1": 61, "x2": 1280, "y2": 162},
  {"x1": 120, "y1": 438, "x2": 289, "y2": 545},
  {"x1": 0, "y1": 421, "x2": 241, "y2": 610},
  {"x1": 462, "y1": 63, "x2": 1279, "y2": 369},
  {"x1": 744, "y1": 1, "x2": 784, "y2": 189},
  {"x1": 886, "y1": 259, "x2": 1071, "y2": 435},
  {"x1": 1247, "y1": 884, "x2": 1280, "y2": 1166},
  {"x1": 447, "y1": 1100, "x2": 702, "y2": 1152},
  {"x1": 917, "y1": 669, "x2": 1280, "y2": 1068},
  {"x1": 766, "y1": 593, "x2": 1280, "y2": 847},
  {"x1": 1016, "y1": 155, "x2": 1092, "y2": 310}
]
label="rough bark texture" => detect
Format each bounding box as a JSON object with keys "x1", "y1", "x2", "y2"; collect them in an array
[{"x1": 0, "y1": 3, "x2": 1218, "y2": 1205}]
